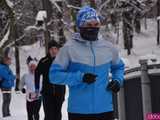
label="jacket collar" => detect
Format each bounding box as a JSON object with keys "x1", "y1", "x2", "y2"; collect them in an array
[
  {"x1": 72, "y1": 33, "x2": 98, "y2": 45},
  {"x1": 72, "y1": 33, "x2": 106, "y2": 47}
]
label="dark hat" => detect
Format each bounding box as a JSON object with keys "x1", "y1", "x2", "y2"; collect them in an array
[
  {"x1": 48, "y1": 40, "x2": 61, "y2": 49},
  {"x1": 26, "y1": 56, "x2": 38, "y2": 65},
  {"x1": 2, "y1": 47, "x2": 12, "y2": 58},
  {"x1": 26, "y1": 56, "x2": 33, "y2": 65}
]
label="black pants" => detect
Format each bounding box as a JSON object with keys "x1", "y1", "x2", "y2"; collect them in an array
[
  {"x1": 26, "y1": 99, "x2": 41, "y2": 120},
  {"x1": 68, "y1": 111, "x2": 114, "y2": 120},
  {"x1": 2, "y1": 93, "x2": 11, "y2": 117},
  {"x1": 43, "y1": 94, "x2": 64, "y2": 120}
]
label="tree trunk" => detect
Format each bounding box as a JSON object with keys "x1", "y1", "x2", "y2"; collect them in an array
[
  {"x1": 13, "y1": 25, "x2": 20, "y2": 91},
  {"x1": 157, "y1": 20, "x2": 160, "y2": 45},
  {"x1": 157, "y1": 0, "x2": 160, "y2": 45},
  {"x1": 122, "y1": 5, "x2": 134, "y2": 55},
  {"x1": 68, "y1": 0, "x2": 81, "y2": 31},
  {"x1": 56, "y1": 1, "x2": 66, "y2": 45},
  {"x1": 41, "y1": 0, "x2": 52, "y2": 21},
  {"x1": 134, "y1": 1, "x2": 141, "y2": 34},
  {"x1": 14, "y1": 45, "x2": 20, "y2": 91},
  {"x1": 134, "y1": 15, "x2": 141, "y2": 34},
  {"x1": 44, "y1": 19, "x2": 50, "y2": 54},
  {"x1": 90, "y1": 0, "x2": 96, "y2": 8},
  {"x1": 0, "y1": 0, "x2": 15, "y2": 48},
  {"x1": 41, "y1": 0, "x2": 52, "y2": 54},
  {"x1": 144, "y1": 17, "x2": 147, "y2": 30}
]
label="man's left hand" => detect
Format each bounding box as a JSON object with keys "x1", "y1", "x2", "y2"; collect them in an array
[{"x1": 107, "y1": 80, "x2": 120, "y2": 93}]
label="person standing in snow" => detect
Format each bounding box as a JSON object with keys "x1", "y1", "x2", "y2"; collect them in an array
[
  {"x1": 0, "y1": 47, "x2": 16, "y2": 118},
  {"x1": 19, "y1": 57, "x2": 41, "y2": 120},
  {"x1": 49, "y1": 6, "x2": 125, "y2": 120},
  {"x1": 35, "y1": 40, "x2": 65, "y2": 120}
]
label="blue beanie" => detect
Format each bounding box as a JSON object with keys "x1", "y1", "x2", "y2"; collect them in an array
[{"x1": 76, "y1": 6, "x2": 100, "y2": 28}]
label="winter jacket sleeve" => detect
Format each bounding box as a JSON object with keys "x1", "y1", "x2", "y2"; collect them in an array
[
  {"x1": 111, "y1": 48, "x2": 125, "y2": 86},
  {"x1": 0, "y1": 65, "x2": 15, "y2": 83},
  {"x1": 49, "y1": 46, "x2": 84, "y2": 86}
]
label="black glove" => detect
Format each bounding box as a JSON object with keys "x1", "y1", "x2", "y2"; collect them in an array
[
  {"x1": 21, "y1": 88, "x2": 26, "y2": 94},
  {"x1": 83, "y1": 73, "x2": 97, "y2": 84},
  {"x1": 107, "y1": 80, "x2": 120, "y2": 93}
]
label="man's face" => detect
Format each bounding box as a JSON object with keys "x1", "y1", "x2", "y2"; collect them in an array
[{"x1": 49, "y1": 47, "x2": 59, "y2": 58}]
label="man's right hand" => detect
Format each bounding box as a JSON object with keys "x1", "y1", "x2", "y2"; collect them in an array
[{"x1": 83, "y1": 73, "x2": 97, "y2": 84}]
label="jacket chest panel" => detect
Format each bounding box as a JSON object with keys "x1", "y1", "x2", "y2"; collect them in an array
[{"x1": 69, "y1": 44, "x2": 113, "y2": 66}]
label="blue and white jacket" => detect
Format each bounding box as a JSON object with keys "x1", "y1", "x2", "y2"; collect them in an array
[
  {"x1": 49, "y1": 33, "x2": 125, "y2": 114},
  {"x1": 0, "y1": 64, "x2": 15, "y2": 89}
]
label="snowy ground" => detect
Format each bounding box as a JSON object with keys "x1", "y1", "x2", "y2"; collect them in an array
[
  {"x1": 0, "y1": 19, "x2": 159, "y2": 120},
  {"x1": 0, "y1": 91, "x2": 68, "y2": 120},
  {"x1": 119, "y1": 19, "x2": 160, "y2": 68}
]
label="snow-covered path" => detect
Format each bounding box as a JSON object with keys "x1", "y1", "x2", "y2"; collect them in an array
[{"x1": 0, "y1": 91, "x2": 68, "y2": 120}]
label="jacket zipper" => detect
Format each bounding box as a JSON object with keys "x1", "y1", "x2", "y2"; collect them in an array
[{"x1": 90, "y1": 42, "x2": 96, "y2": 112}]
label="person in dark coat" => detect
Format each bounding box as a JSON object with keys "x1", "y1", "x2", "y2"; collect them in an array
[
  {"x1": 0, "y1": 47, "x2": 16, "y2": 118},
  {"x1": 35, "y1": 40, "x2": 65, "y2": 120}
]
